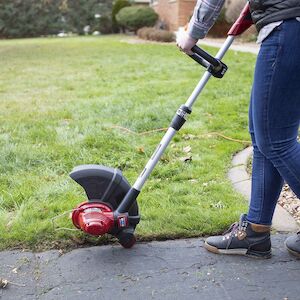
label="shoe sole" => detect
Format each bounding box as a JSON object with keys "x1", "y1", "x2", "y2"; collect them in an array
[
  {"x1": 204, "y1": 241, "x2": 272, "y2": 259},
  {"x1": 285, "y1": 242, "x2": 300, "y2": 258}
]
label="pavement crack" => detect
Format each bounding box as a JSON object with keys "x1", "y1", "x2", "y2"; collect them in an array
[{"x1": 32, "y1": 253, "x2": 41, "y2": 300}]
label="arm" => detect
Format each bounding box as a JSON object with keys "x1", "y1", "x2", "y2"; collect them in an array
[
  {"x1": 188, "y1": 0, "x2": 225, "y2": 39},
  {"x1": 177, "y1": 0, "x2": 225, "y2": 54}
]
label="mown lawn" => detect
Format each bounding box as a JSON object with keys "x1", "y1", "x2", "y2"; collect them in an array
[{"x1": 0, "y1": 35, "x2": 255, "y2": 250}]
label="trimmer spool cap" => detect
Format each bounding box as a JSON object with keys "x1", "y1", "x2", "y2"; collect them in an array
[{"x1": 72, "y1": 202, "x2": 114, "y2": 236}]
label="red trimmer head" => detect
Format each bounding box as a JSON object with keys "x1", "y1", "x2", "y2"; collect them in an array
[{"x1": 72, "y1": 202, "x2": 115, "y2": 236}]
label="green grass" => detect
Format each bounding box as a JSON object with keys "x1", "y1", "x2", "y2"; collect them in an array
[{"x1": 0, "y1": 35, "x2": 255, "y2": 250}]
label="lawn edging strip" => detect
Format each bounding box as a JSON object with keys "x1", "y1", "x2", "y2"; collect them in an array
[{"x1": 228, "y1": 146, "x2": 299, "y2": 232}]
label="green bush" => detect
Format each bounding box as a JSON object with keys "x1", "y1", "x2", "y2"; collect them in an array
[
  {"x1": 0, "y1": 0, "x2": 64, "y2": 38},
  {"x1": 137, "y1": 27, "x2": 175, "y2": 42},
  {"x1": 0, "y1": 0, "x2": 113, "y2": 38},
  {"x1": 116, "y1": 6, "x2": 158, "y2": 32},
  {"x1": 62, "y1": 0, "x2": 113, "y2": 35},
  {"x1": 98, "y1": 16, "x2": 113, "y2": 34},
  {"x1": 112, "y1": 0, "x2": 131, "y2": 32}
]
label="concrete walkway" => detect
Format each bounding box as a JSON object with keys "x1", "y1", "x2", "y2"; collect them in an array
[
  {"x1": 199, "y1": 38, "x2": 259, "y2": 54},
  {"x1": 1, "y1": 234, "x2": 299, "y2": 300}
]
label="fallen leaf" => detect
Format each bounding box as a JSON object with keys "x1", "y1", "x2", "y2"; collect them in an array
[
  {"x1": 183, "y1": 145, "x2": 191, "y2": 153},
  {"x1": 189, "y1": 179, "x2": 198, "y2": 184},
  {"x1": 137, "y1": 147, "x2": 145, "y2": 154},
  {"x1": 0, "y1": 278, "x2": 8, "y2": 288},
  {"x1": 6, "y1": 220, "x2": 13, "y2": 229},
  {"x1": 0, "y1": 278, "x2": 25, "y2": 288},
  {"x1": 210, "y1": 201, "x2": 225, "y2": 209},
  {"x1": 183, "y1": 134, "x2": 196, "y2": 140},
  {"x1": 179, "y1": 156, "x2": 192, "y2": 162}
]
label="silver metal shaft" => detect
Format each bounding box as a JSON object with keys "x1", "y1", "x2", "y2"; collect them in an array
[
  {"x1": 133, "y1": 35, "x2": 235, "y2": 192},
  {"x1": 133, "y1": 127, "x2": 176, "y2": 190},
  {"x1": 185, "y1": 36, "x2": 235, "y2": 109}
]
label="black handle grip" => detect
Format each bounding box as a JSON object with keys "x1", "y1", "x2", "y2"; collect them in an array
[
  {"x1": 189, "y1": 53, "x2": 209, "y2": 68},
  {"x1": 191, "y1": 45, "x2": 220, "y2": 67},
  {"x1": 188, "y1": 45, "x2": 228, "y2": 78}
]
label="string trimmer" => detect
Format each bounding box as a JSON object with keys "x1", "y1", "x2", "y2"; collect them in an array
[{"x1": 70, "y1": 4, "x2": 253, "y2": 248}]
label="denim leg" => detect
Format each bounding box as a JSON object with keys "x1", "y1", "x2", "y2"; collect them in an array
[
  {"x1": 248, "y1": 92, "x2": 284, "y2": 225},
  {"x1": 247, "y1": 19, "x2": 300, "y2": 225}
]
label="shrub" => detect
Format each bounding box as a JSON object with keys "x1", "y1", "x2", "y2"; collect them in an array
[
  {"x1": 63, "y1": 0, "x2": 113, "y2": 35},
  {"x1": 0, "y1": 0, "x2": 113, "y2": 38},
  {"x1": 137, "y1": 27, "x2": 175, "y2": 42},
  {"x1": 137, "y1": 27, "x2": 153, "y2": 39},
  {"x1": 116, "y1": 6, "x2": 158, "y2": 32},
  {"x1": 98, "y1": 15, "x2": 113, "y2": 34},
  {"x1": 0, "y1": 0, "x2": 64, "y2": 38},
  {"x1": 112, "y1": 0, "x2": 131, "y2": 32}
]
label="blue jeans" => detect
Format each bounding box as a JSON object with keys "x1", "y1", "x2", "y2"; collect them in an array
[{"x1": 247, "y1": 19, "x2": 300, "y2": 225}]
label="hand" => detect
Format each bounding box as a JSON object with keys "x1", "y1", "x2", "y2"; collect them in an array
[{"x1": 176, "y1": 33, "x2": 198, "y2": 55}]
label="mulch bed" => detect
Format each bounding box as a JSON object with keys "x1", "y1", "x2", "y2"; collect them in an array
[{"x1": 278, "y1": 185, "x2": 300, "y2": 227}]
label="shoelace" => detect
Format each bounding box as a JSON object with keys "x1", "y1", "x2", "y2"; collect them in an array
[
  {"x1": 222, "y1": 222, "x2": 239, "y2": 240},
  {"x1": 223, "y1": 222, "x2": 239, "y2": 235},
  {"x1": 222, "y1": 219, "x2": 248, "y2": 240}
]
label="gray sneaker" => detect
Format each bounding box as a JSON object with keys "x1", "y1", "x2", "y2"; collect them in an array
[
  {"x1": 285, "y1": 232, "x2": 300, "y2": 258},
  {"x1": 204, "y1": 214, "x2": 272, "y2": 259}
]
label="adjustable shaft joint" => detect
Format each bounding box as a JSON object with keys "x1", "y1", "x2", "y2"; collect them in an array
[{"x1": 170, "y1": 105, "x2": 192, "y2": 131}]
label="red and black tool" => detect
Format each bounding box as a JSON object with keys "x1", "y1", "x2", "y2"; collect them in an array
[{"x1": 70, "y1": 4, "x2": 253, "y2": 248}]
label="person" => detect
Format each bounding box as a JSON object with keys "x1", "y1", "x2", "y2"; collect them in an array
[{"x1": 177, "y1": 0, "x2": 300, "y2": 258}]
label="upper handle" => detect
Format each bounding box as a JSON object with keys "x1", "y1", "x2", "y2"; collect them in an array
[
  {"x1": 188, "y1": 45, "x2": 228, "y2": 78},
  {"x1": 227, "y1": 3, "x2": 253, "y2": 36},
  {"x1": 191, "y1": 45, "x2": 220, "y2": 68}
]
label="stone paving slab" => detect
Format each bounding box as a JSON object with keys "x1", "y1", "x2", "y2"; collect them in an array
[{"x1": 1, "y1": 234, "x2": 299, "y2": 300}]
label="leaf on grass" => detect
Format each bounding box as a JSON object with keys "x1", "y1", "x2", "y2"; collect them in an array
[
  {"x1": 210, "y1": 201, "x2": 225, "y2": 209},
  {"x1": 160, "y1": 156, "x2": 170, "y2": 163},
  {"x1": 189, "y1": 179, "x2": 198, "y2": 184},
  {"x1": 183, "y1": 145, "x2": 191, "y2": 153},
  {"x1": 137, "y1": 147, "x2": 145, "y2": 154},
  {"x1": 183, "y1": 134, "x2": 196, "y2": 140},
  {"x1": 0, "y1": 278, "x2": 9, "y2": 288},
  {"x1": 179, "y1": 155, "x2": 192, "y2": 163},
  {"x1": 6, "y1": 220, "x2": 13, "y2": 229}
]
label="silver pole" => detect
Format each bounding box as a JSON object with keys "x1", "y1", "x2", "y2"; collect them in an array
[
  {"x1": 185, "y1": 36, "x2": 235, "y2": 109},
  {"x1": 133, "y1": 127, "x2": 176, "y2": 190},
  {"x1": 133, "y1": 35, "x2": 235, "y2": 192}
]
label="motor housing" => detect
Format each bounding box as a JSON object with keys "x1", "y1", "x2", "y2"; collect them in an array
[{"x1": 72, "y1": 202, "x2": 114, "y2": 236}]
